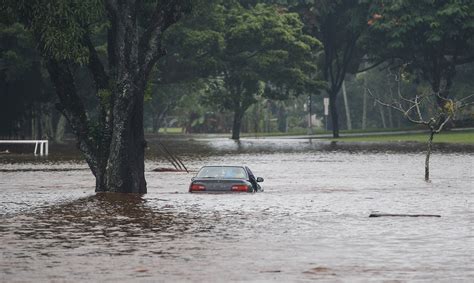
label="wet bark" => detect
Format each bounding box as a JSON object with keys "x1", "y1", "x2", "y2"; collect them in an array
[
  {"x1": 99, "y1": 0, "x2": 143, "y2": 193},
  {"x1": 277, "y1": 104, "x2": 287, "y2": 133},
  {"x1": 104, "y1": 87, "x2": 147, "y2": 193},
  {"x1": 319, "y1": 11, "x2": 359, "y2": 138},
  {"x1": 47, "y1": 60, "x2": 98, "y2": 176},
  {"x1": 44, "y1": 1, "x2": 188, "y2": 194},
  {"x1": 370, "y1": 213, "x2": 440, "y2": 218},
  {"x1": 329, "y1": 90, "x2": 340, "y2": 138},
  {"x1": 425, "y1": 131, "x2": 435, "y2": 181},
  {"x1": 231, "y1": 106, "x2": 244, "y2": 140}
]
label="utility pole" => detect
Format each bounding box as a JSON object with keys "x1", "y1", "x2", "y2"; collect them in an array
[
  {"x1": 342, "y1": 80, "x2": 352, "y2": 130},
  {"x1": 307, "y1": 94, "x2": 313, "y2": 134},
  {"x1": 362, "y1": 84, "x2": 367, "y2": 130}
]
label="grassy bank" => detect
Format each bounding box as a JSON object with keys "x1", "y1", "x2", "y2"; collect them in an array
[
  {"x1": 240, "y1": 127, "x2": 428, "y2": 138},
  {"x1": 149, "y1": 127, "x2": 474, "y2": 144},
  {"x1": 332, "y1": 131, "x2": 474, "y2": 144}
]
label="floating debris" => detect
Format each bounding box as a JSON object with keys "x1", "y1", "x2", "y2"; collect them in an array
[{"x1": 369, "y1": 213, "x2": 441, "y2": 218}]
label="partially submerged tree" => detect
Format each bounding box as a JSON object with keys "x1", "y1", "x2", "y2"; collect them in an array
[
  {"x1": 368, "y1": 66, "x2": 473, "y2": 181},
  {"x1": 365, "y1": 0, "x2": 474, "y2": 180},
  {"x1": 3, "y1": 0, "x2": 191, "y2": 193}
]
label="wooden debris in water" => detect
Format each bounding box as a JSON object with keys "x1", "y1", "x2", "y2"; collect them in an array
[
  {"x1": 157, "y1": 141, "x2": 188, "y2": 173},
  {"x1": 152, "y1": 167, "x2": 187, "y2": 172},
  {"x1": 369, "y1": 213, "x2": 441, "y2": 218}
]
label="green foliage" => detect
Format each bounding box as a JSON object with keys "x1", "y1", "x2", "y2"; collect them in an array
[
  {"x1": 97, "y1": 88, "x2": 111, "y2": 107},
  {"x1": 367, "y1": 0, "x2": 474, "y2": 91},
  {"x1": 0, "y1": 23, "x2": 36, "y2": 80},
  {"x1": 0, "y1": 20, "x2": 56, "y2": 136},
  {"x1": 166, "y1": 0, "x2": 322, "y2": 119},
  {"x1": 332, "y1": 130, "x2": 474, "y2": 144},
  {"x1": 369, "y1": 0, "x2": 474, "y2": 50},
  {"x1": 3, "y1": 0, "x2": 104, "y2": 64}
]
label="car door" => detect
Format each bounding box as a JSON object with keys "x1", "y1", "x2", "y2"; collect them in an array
[{"x1": 245, "y1": 166, "x2": 259, "y2": 191}]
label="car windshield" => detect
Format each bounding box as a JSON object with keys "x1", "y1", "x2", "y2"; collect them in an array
[{"x1": 196, "y1": 166, "x2": 247, "y2": 179}]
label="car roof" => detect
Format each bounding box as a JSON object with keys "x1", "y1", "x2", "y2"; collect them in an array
[{"x1": 200, "y1": 165, "x2": 246, "y2": 168}]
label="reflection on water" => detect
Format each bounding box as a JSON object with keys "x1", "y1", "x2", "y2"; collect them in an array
[
  {"x1": 2, "y1": 194, "x2": 195, "y2": 257},
  {"x1": 1, "y1": 137, "x2": 473, "y2": 281},
  {"x1": 2, "y1": 135, "x2": 473, "y2": 163}
]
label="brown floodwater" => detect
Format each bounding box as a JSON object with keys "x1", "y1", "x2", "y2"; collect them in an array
[{"x1": 1, "y1": 137, "x2": 473, "y2": 282}]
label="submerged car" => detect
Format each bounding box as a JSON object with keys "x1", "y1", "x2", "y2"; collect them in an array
[{"x1": 189, "y1": 166, "x2": 264, "y2": 193}]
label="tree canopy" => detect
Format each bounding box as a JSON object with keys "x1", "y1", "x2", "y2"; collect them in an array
[
  {"x1": 166, "y1": 1, "x2": 323, "y2": 139},
  {"x1": 367, "y1": 0, "x2": 474, "y2": 96}
]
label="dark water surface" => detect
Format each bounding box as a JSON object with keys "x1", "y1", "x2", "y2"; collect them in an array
[{"x1": 1, "y1": 137, "x2": 473, "y2": 282}]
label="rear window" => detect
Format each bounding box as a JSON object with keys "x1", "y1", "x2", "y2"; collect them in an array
[{"x1": 197, "y1": 166, "x2": 247, "y2": 179}]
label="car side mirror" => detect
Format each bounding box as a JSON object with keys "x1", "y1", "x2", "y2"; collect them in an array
[
  {"x1": 191, "y1": 177, "x2": 195, "y2": 181},
  {"x1": 256, "y1": 177, "x2": 264, "y2": 182}
]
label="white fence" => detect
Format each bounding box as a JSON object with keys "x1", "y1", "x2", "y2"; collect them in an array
[{"x1": 0, "y1": 140, "x2": 49, "y2": 156}]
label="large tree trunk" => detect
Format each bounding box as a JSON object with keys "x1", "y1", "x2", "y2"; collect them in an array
[
  {"x1": 99, "y1": 0, "x2": 147, "y2": 193},
  {"x1": 91, "y1": 78, "x2": 147, "y2": 194},
  {"x1": 36, "y1": 1, "x2": 188, "y2": 194},
  {"x1": 231, "y1": 106, "x2": 244, "y2": 140},
  {"x1": 277, "y1": 103, "x2": 287, "y2": 133},
  {"x1": 329, "y1": 90, "x2": 340, "y2": 138},
  {"x1": 104, "y1": 86, "x2": 147, "y2": 193}
]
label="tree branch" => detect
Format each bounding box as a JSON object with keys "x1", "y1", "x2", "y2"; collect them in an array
[
  {"x1": 138, "y1": 1, "x2": 190, "y2": 81},
  {"x1": 414, "y1": 95, "x2": 424, "y2": 121},
  {"x1": 458, "y1": 94, "x2": 474, "y2": 103},
  {"x1": 356, "y1": 59, "x2": 385, "y2": 73},
  {"x1": 84, "y1": 33, "x2": 109, "y2": 89},
  {"x1": 367, "y1": 88, "x2": 429, "y2": 125},
  {"x1": 434, "y1": 116, "x2": 450, "y2": 133},
  {"x1": 46, "y1": 59, "x2": 98, "y2": 175}
]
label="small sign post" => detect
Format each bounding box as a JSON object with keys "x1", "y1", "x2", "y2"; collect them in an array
[{"x1": 323, "y1": 97, "x2": 329, "y2": 131}]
